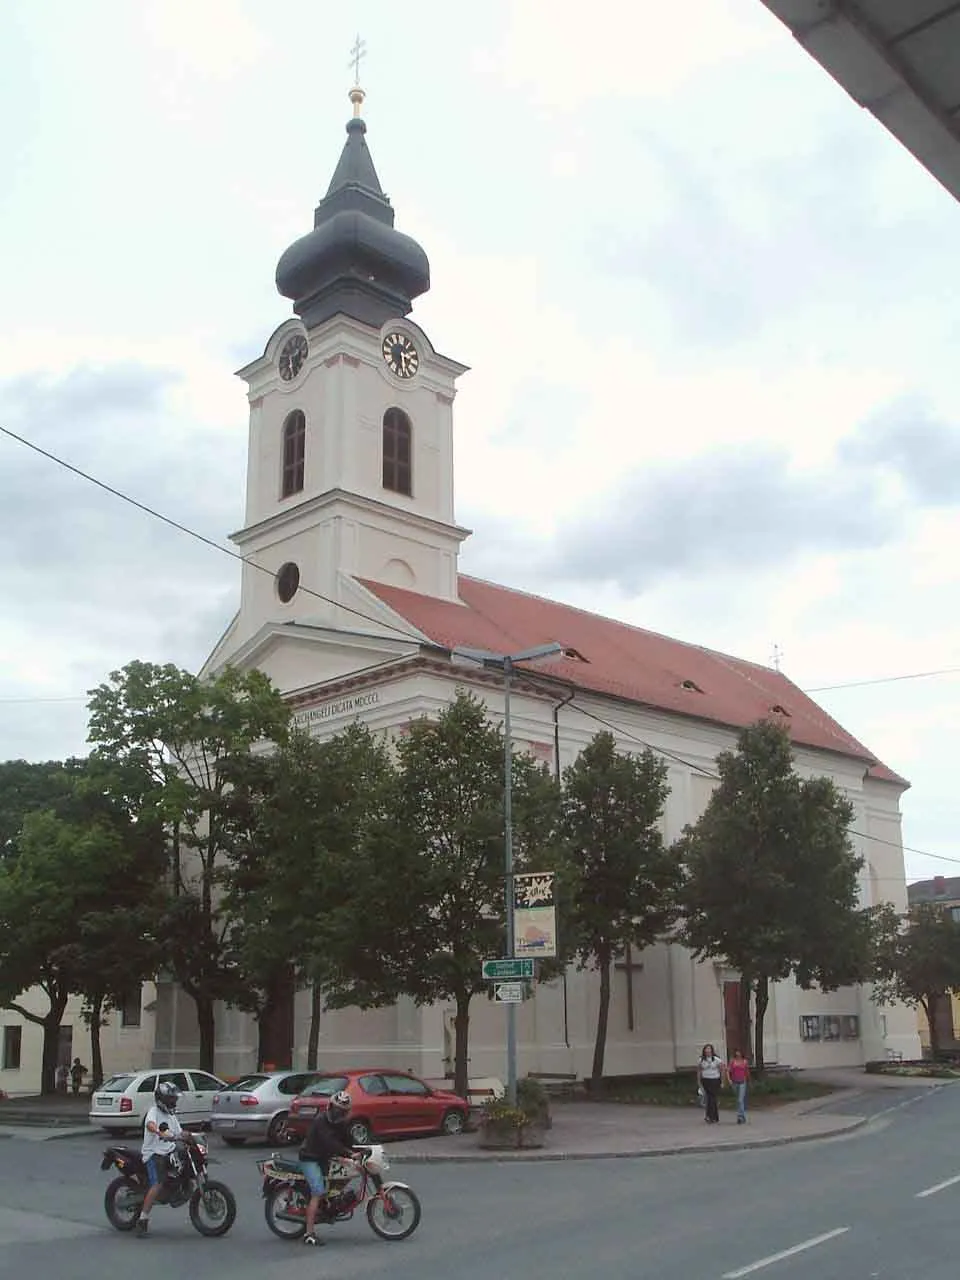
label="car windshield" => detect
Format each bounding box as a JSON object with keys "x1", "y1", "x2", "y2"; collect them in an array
[
  {"x1": 227, "y1": 1075, "x2": 268, "y2": 1092},
  {"x1": 304, "y1": 1076, "x2": 349, "y2": 1097},
  {"x1": 99, "y1": 1075, "x2": 135, "y2": 1092}
]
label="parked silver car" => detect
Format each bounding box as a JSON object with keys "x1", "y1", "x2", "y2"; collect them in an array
[{"x1": 210, "y1": 1070, "x2": 323, "y2": 1146}]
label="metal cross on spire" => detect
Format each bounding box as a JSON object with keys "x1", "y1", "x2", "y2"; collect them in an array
[{"x1": 349, "y1": 34, "x2": 367, "y2": 86}]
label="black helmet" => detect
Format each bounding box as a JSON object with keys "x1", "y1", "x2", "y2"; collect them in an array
[{"x1": 155, "y1": 1080, "x2": 180, "y2": 1113}]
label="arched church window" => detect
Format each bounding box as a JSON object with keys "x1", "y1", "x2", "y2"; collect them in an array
[
  {"x1": 382, "y1": 408, "x2": 412, "y2": 496},
  {"x1": 281, "y1": 410, "x2": 306, "y2": 498}
]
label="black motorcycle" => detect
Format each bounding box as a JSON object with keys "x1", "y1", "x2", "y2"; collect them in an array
[{"x1": 101, "y1": 1134, "x2": 237, "y2": 1237}]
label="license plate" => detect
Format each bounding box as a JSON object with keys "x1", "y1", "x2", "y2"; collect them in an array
[
  {"x1": 95, "y1": 1096, "x2": 112, "y2": 1107},
  {"x1": 298, "y1": 1106, "x2": 316, "y2": 1117},
  {"x1": 217, "y1": 1118, "x2": 236, "y2": 1127}
]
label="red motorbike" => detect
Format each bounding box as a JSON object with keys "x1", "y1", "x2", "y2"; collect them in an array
[{"x1": 258, "y1": 1144, "x2": 421, "y2": 1242}]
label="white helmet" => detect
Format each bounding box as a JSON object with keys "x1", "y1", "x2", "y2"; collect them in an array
[{"x1": 327, "y1": 1089, "x2": 352, "y2": 1119}]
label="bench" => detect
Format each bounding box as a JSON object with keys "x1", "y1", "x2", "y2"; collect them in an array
[{"x1": 528, "y1": 1072, "x2": 580, "y2": 1099}]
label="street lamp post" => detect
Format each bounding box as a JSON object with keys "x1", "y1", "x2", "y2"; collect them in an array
[{"x1": 452, "y1": 641, "x2": 566, "y2": 1105}]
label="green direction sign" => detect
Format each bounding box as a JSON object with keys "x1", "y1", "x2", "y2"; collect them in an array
[{"x1": 482, "y1": 958, "x2": 534, "y2": 981}]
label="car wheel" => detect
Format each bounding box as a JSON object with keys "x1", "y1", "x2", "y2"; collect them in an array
[
  {"x1": 266, "y1": 1112, "x2": 289, "y2": 1145},
  {"x1": 348, "y1": 1118, "x2": 372, "y2": 1145},
  {"x1": 440, "y1": 1108, "x2": 466, "y2": 1136}
]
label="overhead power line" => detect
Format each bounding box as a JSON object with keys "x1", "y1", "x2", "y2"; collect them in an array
[
  {"x1": 0, "y1": 425, "x2": 423, "y2": 647},
  {"x1": 3, "y1": 424, "x2": 959, "y2": 702},
  {"x1": 804, "y1": 667, "x2": 960, "y2": 693}
]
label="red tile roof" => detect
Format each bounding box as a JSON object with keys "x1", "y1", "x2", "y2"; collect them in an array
[{"x1": 358, "y1": 574, "x2": 907, "y2": 788}]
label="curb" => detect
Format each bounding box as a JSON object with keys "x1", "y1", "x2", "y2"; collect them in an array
[
  {"x1": 388, "y1": 1116, "x2": 870, "y2": 1164},
  {"x1": 0, "y1": 1126, "x2": 95, "y2": 1142},
  {"x1": 4, "y1": 1088, "x2": 942, "y2": 1153}
]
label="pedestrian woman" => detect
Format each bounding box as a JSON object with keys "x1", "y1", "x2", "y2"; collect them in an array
[
  {"x1": 698, "y1": 1044, "x2": 723, "y2": 1123},
  {"x1": 727, "y1": 1048, "x2": 750, "y2": 1123}
]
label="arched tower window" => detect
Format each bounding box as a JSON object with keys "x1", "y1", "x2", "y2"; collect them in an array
[
  {"x1": 281, "y1": 410, "x2": 306, "y2": 498},
  {"x1": 382, "y1": 408, "x2": 412, "y2": 496}
]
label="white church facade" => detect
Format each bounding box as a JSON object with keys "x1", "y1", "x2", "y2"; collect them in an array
[{"x1": 152, "y1": 82, "x2": 920, "y2": 1081}]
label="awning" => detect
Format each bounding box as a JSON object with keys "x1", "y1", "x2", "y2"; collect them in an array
[{"x1": 759, "y1": 2, "x2": 960, "y2": 203}]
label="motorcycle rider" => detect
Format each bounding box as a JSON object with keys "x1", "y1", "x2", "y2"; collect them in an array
[
  {"x1": 137, "y1": 1080, "x2": 188, "y2": 1236},
  {"x1": 298, "y1": 1089, "x2": 357, "y2": 1247}
]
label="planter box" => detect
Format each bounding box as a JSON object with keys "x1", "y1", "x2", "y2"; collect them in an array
[{"x1": 478, "y1": 1121, "x2": 546, "y2": 1150}]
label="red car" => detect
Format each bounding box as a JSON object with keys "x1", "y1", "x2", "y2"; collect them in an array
[{"x1": 285, "y1": 1069, "x2": 470, "y2": 1145}]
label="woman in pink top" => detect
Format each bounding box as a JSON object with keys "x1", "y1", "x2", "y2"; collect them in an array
[{"x1": 727, "y1": 1049, "x2": 750, "y2": 1123}]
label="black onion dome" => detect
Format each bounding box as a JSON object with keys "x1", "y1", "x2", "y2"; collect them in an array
[{"x1": 276, "y1": 111, "x2": 430, "y2": 329}]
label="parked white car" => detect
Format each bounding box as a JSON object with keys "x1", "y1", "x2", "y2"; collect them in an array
[{"x1": 89, "y1": 1068, "x2": 228, "y2": 1135}]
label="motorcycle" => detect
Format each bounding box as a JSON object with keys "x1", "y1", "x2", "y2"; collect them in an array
[
  {"x1": 101, "y1": 1133, "x2": 237, "y2": 1237},
  {"x1": 257, "y1": 1144, "x2": 421, "y2": 1242}
]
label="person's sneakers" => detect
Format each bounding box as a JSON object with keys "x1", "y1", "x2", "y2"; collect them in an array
[
  {"x1": 135, "y1": 1217, "x2": 149, "y2": 1237},
  {"x1": 303, "y1": 1234, "x2": 326, "y2": 1246}
]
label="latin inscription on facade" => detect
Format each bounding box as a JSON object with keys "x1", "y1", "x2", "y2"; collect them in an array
[{"x1": 292, "y1": 690, "x2": 381, "y2": 726}]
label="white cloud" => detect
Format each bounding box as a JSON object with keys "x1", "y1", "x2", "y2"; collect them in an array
[{"x1": 2, "y1": 0, "x2": 959, "y2": 882}]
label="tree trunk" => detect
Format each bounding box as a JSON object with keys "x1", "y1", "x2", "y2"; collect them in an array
[
  {"x1": 753, "y1": 975, "x2": 769, "y2": 1072},
  {"x1": 306, "y1": 984, "x2": 323, "y2": 1070},
  {"x1": 89, "y1": 993, "x2": 105, "y2": 1090},
  {"x1": 257, "y1": 967, "x2": 296, "y2": 1069},
  {"x1": 193, "y1": 993, "x2": 216, "y2": 1072},
  {"x1": 40, "y1": 992, "x2": 69, "y2": 1095},
  {"x1": 924, "y1": 997, "x2": 941, "y2": 1059},
  {"x1": 453, "y1": 992, "x2": 471, "y2": 1101},
  {"x1": 591, "y1": 949, "x2": 612, "y2": 1092}
]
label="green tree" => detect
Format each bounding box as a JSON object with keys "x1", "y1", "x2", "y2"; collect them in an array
[
  {"x1": 560, "y1": 732, "x2": 679, "y2": 1089},
  {"x1": 679, "y1": 720, "x2": 873, "y2": 1070},
  {"x1": 324, "y1": 692, "x2": 559, "y2": 1100},
  {"x1": 0, "y1": 813, "x2": 123, "y2": 1093},
  {"x1": 0, "y1": 755, "x2": 167, "y2": 1092},
  {"x1": 224, "y1": 722, "x2": 400, "y2": 1070},
  {"x1": 86, "y1": 660, "x2": 291, "y2": 1070},
  {"x1": 0, "y1": 758, "x2": 83, "y2": 859},
  {"x1": 872, "y1": 901, "x2": 960, "y2": 1058}
]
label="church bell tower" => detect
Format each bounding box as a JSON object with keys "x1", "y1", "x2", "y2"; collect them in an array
[{"x1": 228, "y1": 78, "x2": 470, "y2": 646}]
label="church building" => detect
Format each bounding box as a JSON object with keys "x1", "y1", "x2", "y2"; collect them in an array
[{"x1": 154, "y1": 81, "x2": 920, "y2": 1080}]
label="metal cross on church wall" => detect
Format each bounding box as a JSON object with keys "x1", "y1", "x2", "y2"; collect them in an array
[
  {"x1": 614, "y1": 943, "x2": 644, "y2": 1032},
  {"x1": 349, "y1": 34, "x2": 367, "y2": 84}
]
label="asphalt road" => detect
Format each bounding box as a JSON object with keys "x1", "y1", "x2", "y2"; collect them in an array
[{"x1": 0, "y1": 1085, "x2": 957, "y2": 1280}]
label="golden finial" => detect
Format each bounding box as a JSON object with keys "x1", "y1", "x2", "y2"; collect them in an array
[{"x1": 349, "y1": 34, "x2": 366, "y2": 117}]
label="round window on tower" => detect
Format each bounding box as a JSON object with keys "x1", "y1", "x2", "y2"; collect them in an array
[{"x1": 276, "y1": 562, "x2": 300, "y2": 604}]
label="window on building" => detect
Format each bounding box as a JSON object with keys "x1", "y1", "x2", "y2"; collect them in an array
[
  {"x1": 281, "y1": 410, "x2": 306, "y2": 498},
  {"x1": 382, "y1": 408, "x2": 412, "y2": 495},
  {"x1": 120, "y1": 986, "x2": 141, "y2": 1028},
  {"x1": 2, "y1": 1025, "x2": 22, "y2": 1070}
]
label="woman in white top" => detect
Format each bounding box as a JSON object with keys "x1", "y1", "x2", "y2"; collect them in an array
[{"x1": 697, "y1": 1043, "x2": 724, "y2": 1124}]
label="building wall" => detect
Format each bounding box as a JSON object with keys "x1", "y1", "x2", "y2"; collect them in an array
[
  {"x1": 1, "y1": 984, "x2": 157, "y2": 1096},
  {"x1": 151, "y1": 654, "x2": 920, "y2": 1079}
]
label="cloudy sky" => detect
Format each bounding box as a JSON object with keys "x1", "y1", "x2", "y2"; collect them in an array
[{"x1": 1, "y1": 1, "x2": 958, "y2": 884}]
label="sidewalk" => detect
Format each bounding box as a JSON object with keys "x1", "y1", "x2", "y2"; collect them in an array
[{"x1": 0, "y1": 1070, "x2": 951, "y2": 1158}]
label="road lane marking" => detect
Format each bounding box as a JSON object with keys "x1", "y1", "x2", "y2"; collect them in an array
[
  {"x1": 916, "y1": 1173, "x2": 960, "y2": 1199},
  {"x1": 722, "y1": 1227, "x2": 850, "y2": 1278}
]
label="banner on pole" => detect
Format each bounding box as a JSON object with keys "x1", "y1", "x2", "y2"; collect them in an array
[{"x1": 513, "y1": 871, "x2": 557, "y2": 958}]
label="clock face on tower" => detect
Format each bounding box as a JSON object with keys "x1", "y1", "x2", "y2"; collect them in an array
[
  {"x1": 278, "y1": 333, "x2": 308, "y2": 382},
  {"x1": 382, "y1": 332, "x2": 420, "y2": 379}
]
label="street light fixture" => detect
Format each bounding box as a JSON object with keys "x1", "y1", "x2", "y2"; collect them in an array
[{"x1": 451, "y1": 641, "x2": 567, "y2": 1104}]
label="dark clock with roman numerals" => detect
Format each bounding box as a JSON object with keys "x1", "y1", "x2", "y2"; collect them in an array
[
  {"x1": 278, "y1": 333, "x2": 308, "y2": 382},
  {"x1": 382, "y1": 332, "x2": 420, "y2": 379}
]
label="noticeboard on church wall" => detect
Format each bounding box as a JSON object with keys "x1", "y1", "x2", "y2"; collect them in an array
[
  {"x1": 799, "y1": 1015, "x2": 821, "y2": 1042},
  {"x1": 513, "y1": 872, "x2": 557, "y2": 959}
]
